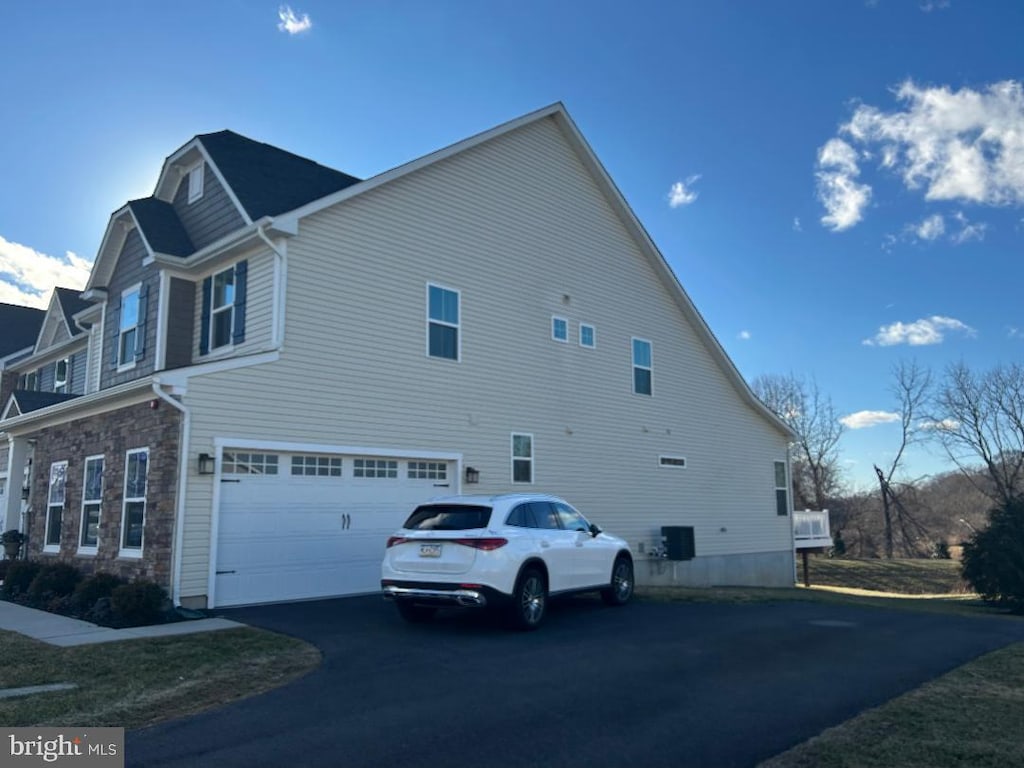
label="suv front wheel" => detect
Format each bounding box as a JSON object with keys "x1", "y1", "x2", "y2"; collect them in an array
[{"x1": 601, "y1": 556, "x2": 634, "y2": 606}]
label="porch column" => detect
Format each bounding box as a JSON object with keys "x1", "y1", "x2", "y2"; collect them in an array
[{"x1": 3, "y1": 436, "x2": 30, "y2": 532}]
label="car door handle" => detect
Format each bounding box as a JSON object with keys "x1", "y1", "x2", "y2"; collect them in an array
[{"x1": 540, "y1": 540, "x2": 551, "y2": 548}]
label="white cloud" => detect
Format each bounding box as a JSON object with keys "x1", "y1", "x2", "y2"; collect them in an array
[
  {"x1": 668, "y1": 175, "x2": 701, "y2": 208},
  {"x1": 792, "y1": 217, "x2": 802, "y2": 232},
  {"x1": 278, "y1": 5, "x2": 312, "y2": 34},
  {"x1": 863, "y1": 315, "x2": 975, "y2": 346},
  {"x1": 840, "y1": 410, "x2": 901, "y2": 429},
  {"x1": 919, "y1": 418, "x2": 959, "y2": 431},
  {"x1": 914, "y1": 213, "x2": 945, "y2": 241},
  {"x1": 0, "y1": 235, "x2": 91, "y2": 308},
  {"x1": 815, "y1": 138, "x2": 871, "y2": 231},
  {"x1": 818, "y1": 79, "x2": 1024, "y2": 229},
  {"x1": 950, "y1": 211, "x2": 987, "y2": 244},
  {"x1": 919, "y1": 0, "x2": 950, "y2": 11},
  {"x1": 738, "y1": 330, "x2": 751, "y2": 340}
]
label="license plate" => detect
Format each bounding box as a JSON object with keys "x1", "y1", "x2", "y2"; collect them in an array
[{"x1": 419, "y1": 543, "x2": 442, "y2": 558}]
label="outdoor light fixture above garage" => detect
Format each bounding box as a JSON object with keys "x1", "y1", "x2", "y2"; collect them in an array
[
  {"x1": 464, "y1": 466, "x2": 480, "y2": 484},
  {"x1": 198, "y1": 453, "x2": 215, "y2": 475}
]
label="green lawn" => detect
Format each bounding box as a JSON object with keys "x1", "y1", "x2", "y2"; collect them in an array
[{"x1": 0, "y1": 628, "x2": 320, "y2": 728}]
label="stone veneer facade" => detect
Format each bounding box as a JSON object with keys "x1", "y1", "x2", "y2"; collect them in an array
[{"x1": 24, "y1": 400, "x2": 181, "y2": 590}]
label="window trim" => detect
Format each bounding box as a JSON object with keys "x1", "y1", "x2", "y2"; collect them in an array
[
  {"x1": 774, "y1": 460, "x2": 790, "y2": 517},
  {"x1": 119, "y1": 447, "x2": 149, "y2": 558},
  {"x1": 209, "y1": 265, "x2": 237, "y2": 353},
  {"x1": 44, "y1": 461, "x2": 68, "y2": 553},
  {"x1": 187, "y1": 162, "x2": 204, "y2": 203},
  {"x1": 426, "y1": 282, "x2": 461, "y2": 362},
  {"x1": 551, "y1": 316, "x2": 569, "y2": 343},
  {"x1": 579, "y1": 323, "x2": 596, "y2": 349},
  {"x1": 511, "y1": 432, "x2": 534, "y2": 485},
  {"x1": 78, "y1": 454, "x2": 104, "y2": 554},
  {"x1": 631, "y1": 337, "x2": 653, "y2": 396},
  {"x1": 118, "y1": 283, "x2": 142, "y2": 370},
  {"x1": 54, "y1": 357, "x2": 69, "y2": 394}
]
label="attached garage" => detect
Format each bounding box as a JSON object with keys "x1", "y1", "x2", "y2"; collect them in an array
[{"x1": 211, "y1": 446, "x2": 459, "y2": 607}]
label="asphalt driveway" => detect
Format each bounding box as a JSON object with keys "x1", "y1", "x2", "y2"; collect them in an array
[{"x1": 126, "y1": 595, "x2": 1024, "y2": 768}]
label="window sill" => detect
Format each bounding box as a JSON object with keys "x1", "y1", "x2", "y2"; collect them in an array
[
  {"x1": 42, "y1": 546, "x2": 60, "y2": 555},
  {"x1": 116, "y1": 361, "x2": 138, "y2": 373},
  {"x1": 76, "y1": 548, "x2": 98, "y2": 557},
  {"x1": 117, "y1": 550, "x2": 143, "y2": 560}
]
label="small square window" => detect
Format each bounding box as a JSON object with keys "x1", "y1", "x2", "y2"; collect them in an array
[
  {"x1": 552, "y1": 317, "x2": 568, "y2": 343},
  {"x1": 579, "y1": 324, "x2": 596, "y2": 348}
]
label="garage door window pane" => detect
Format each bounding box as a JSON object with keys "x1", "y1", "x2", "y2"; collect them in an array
[
  {"x1": 291, "y1": 455, "x2": 342, "y2": 477},
  {"x1": 408, "y1": 461, "x2": 447, "y2": 480},
  {"x1": 354, "y1": 459, "x2": 398, "y2": 478}
]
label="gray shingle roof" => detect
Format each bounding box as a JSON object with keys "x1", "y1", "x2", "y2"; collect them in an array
[
  {"x1": 12, "y1": 390, "x2": 80, "y2": 414},
  {"x1": 128, "y1": 198, "x2": 195, "y2": 257},
  {"x1": 0, "y1": 303, "x2": 44, "y2": 357},
  {"x1": 198, "y1": 130, "x2": 361, "y2": 220},
  {"x1": 53, "y1": 287, "x2": 92, "y2": 336}
]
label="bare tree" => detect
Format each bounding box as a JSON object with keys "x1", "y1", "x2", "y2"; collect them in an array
[
  {"x1": 874, "y1": 360, "x2": 932, "y2": 558},
  {"x1": 751, "y1": 373, "x2": 844, "y2": 509},
  {"x1": 932, "y1": 362, "x2": 1024, "y2": 505}
]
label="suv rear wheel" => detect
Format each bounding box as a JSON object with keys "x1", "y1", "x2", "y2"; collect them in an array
[{"x1": 509, "y1": 567, "x2": 546, "y2": 630}]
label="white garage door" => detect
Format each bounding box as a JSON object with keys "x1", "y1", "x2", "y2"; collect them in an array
[{"x1": 214, "y1": 450, "x2": 455, "y2": 607}]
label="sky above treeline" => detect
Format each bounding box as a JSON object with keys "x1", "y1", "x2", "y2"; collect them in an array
[{"x1": 1, "y1": 1, "x2": 1022, "y2": 490}]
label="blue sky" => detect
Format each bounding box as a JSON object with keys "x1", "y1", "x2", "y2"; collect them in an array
[{"x1": 2, "y1": 1, "x2": 1022, "y2": 491}]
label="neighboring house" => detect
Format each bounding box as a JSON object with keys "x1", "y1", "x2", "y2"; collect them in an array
[
  {"x1": 1, "y1": 104, "x2": 796, "y2": 609},
  {"x1": 0, "y1": 301, "x2": 46, "y2": 526}
]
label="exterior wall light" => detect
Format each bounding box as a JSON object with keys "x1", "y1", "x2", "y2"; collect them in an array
[
  {"x1": 198, "y1": 453, "x2": 216, "y2": 475},
  {"x1": 465, "y1": 466, "x2": 480, "y2": 484}
]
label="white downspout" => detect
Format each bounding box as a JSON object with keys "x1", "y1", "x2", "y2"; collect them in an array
[
  {"x1": 255, "y1": 221, "x2": 286, "y2": 350},
  {"x1": 152, "y1": 380, "x2": 189, "y2": 606}
]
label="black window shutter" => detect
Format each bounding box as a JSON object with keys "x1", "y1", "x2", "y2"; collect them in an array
[
  {"x1": 200, "y1": 276, "x2": 212, "y2": 356},
  {"x1": 232, "y1": 260, "x2": 248, "y2": 345},
  {"x1": 109, "y1": 300, "x2": 120, "y2": 369},
  {"x1": 134, "y1": 284, "x2": 149, "y2": 361}
]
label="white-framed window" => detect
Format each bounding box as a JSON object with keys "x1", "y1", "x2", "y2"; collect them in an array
[
  {"x1": 659, "y1": 455, "x2": 687, "y2": 469},
  {"x1": 79, "y1": 455, "x2": 103, "y2": 551},
  {"x1": 511, "y1": 433, "x2": 533, "y2": 484},
  {"x1": 210, "y1": 265, "x2": 236, "y2": 351},
  {"x1": 45, "y1": 461, "x2": 68, "y2": 551},
  {"x1": 20, "y1": 371, "x2": 38, "y2": 391},
  {"x1": 632, "y1": 337, "x2": 653, "y2": 396},
  {"x1": 119, "y1": 285, "x2": 141, "y2": 367},
  {"x1": 579, "y1": 323, "x2": 596, "y2": 349},
  {"x1": 353, "y1": 459, "x2": 397, "y2": 478},
  {"x1": 222, "y1": 452, "x2": 279, "y2": 475},
  {"x1": 408, "y1": 461, "x2": 447, "y2": 480},
  {"x1": 775, "y1": 461, "x2": 789, "y2": 516},
  {"x1": 120, "y1": 448, "x2": 149, "y2": 555},
  {"x1": 54, "y1": 357, "x2": 69, "y2": 394},
  {"x1": 290, "y1": 455, "x2": 342, "y2": 477},
  {"x1": 187, "y1": 162, "x2": 204, "y2": 203},
  {"x1": 427, "y1": 283, "x2": 460, "y2": 361},
  {"x1": 551, "y1": 316, "x2": 569, "y2": 343}
]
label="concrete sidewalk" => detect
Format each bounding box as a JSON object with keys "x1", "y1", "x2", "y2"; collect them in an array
[{"x1": 0, "y1": 600, "x2": 243, "y2": 647}]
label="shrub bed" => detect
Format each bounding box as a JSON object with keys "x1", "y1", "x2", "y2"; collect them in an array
[{"x1": 0, "y1": 560, "x2": 179, "y2": 628}]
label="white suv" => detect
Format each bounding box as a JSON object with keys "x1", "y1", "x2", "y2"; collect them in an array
[{"x1": 380, "y1": 493, "x2": 634, "y2": 629}]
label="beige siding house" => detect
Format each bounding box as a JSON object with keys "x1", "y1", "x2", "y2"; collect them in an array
[{"x1": 2, "y1": 104, "x2": 795, "y2": 609}]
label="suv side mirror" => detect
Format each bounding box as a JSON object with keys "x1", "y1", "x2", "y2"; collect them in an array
[{"x1": 589, "y1": 523, "x2": 602, "y2": 537}]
